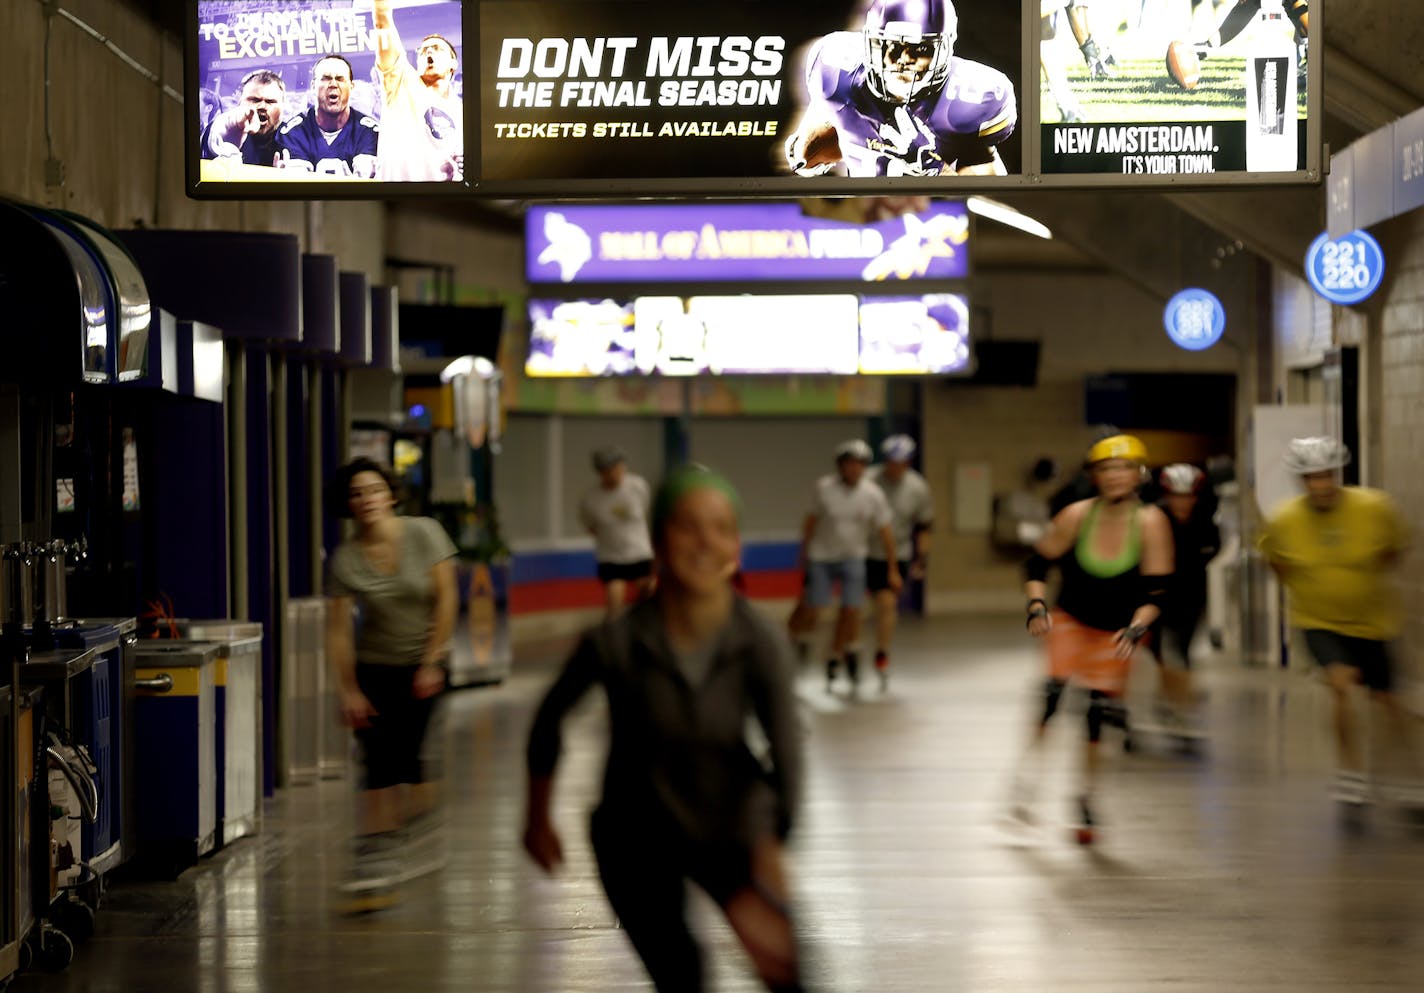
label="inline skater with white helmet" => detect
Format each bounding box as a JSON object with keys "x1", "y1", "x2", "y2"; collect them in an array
[
  {"x1": 1138, "y1": 463, "x2": 1221, "y2": 747},
  {"x1": 788, "y1": 440, "x2": 899, "y2": 694},
  {"x1": 579, "y1": 446, "x2": 655, "y2": 619},
  {"x1": 866, "y1": 435, "x2": 934, "y2": 691},
  {"x1": 1259, "y1": 436, "x2": 1423, "y2": 815}
]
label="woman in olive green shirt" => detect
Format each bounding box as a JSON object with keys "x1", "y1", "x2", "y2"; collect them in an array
[{"x1": 325, "y1": 457, "x2": 458, "y2": 906}]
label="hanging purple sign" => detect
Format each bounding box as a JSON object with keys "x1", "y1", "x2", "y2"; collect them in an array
[{"x1": 526, "y1": 201, "x2": 970, "y2": 284}]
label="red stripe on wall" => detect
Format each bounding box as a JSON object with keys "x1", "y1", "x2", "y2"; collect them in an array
[
  {"x1": 510, "y1": 570, "x2": 804, "y2": 616},
  {"x1": 510, "y1": 579, "x2": 606, "y2": 615},
  {"x1": 738, "y1": 570, "x2": 803, "y2": 600}
]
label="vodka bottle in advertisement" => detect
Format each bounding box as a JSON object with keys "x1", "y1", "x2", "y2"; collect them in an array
[{"x1": 1244, "y1": 0, "x2": 1298, "y2": 172}]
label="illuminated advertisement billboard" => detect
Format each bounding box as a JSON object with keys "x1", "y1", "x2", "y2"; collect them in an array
[
  {"x1": 526, "y1": 201, "x2": 971, "y2": 284},
  {"x1": 480, "y1": 0, "x2": 1023, "y2": 191},
  {"x1": 526, "y1": 293, "x2": 970, "y2": 377},
  {"x1": 1039, "y1": 0, "x2": 1312, "y2": 176},
  {"x1": 184, "y1": 1, "x2": 1320, "y2": 199},
  {"x1": 188, "y1": 0, "x2": 466, "y2": 194}
]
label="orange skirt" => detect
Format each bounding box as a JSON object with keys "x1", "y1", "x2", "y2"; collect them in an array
[{"x1": 1044, "y1": 610, "x2": 1134, "y2": 696}]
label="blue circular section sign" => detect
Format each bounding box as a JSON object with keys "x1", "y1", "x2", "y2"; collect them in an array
[
  {"x1": 1305, "y1": 230, "x2": 1385, "y2": 306},
  {"x1": 1163, "y1": 289, "x2": 1226, "y2": 351}
]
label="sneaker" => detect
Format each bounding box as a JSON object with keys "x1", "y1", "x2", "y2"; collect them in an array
[
  {"x1": 874, "y1": 651, "x2": 889, "y2": 692},
  {"x1": 825, "y1": 658, "x2": 838, "y2": 691},
  {"x1": 1006, "y1": 774, "x2": 1037, "y2": 825},
  {"x1": 1332, "y1": 770, "x2": 1372, "y2": 806},
  {"x1": 398, "y1": 811, "x2": 447, "y2": 881},
  {"x1": 339, "y1": 833, "x2": 404, "y2": 912}
]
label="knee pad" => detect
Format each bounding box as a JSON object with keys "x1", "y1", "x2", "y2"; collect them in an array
[
  {"x1": 1086, "y1": 691, "x2": 1126, "y2": 742},
  {"x1": 1041, "y1": 678, "x2": 1068, "y2": 724},
  {"x1": 1085, "y1": 691, "x2": 1112, "y2": 742},
  {"x1": 1085, "y1": 695, "x2": 1105, "y2": 743}
]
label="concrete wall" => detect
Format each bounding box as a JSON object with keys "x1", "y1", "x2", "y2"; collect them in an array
[{"x1": 1377, "y1": 210, "x2": 1424, "y2": 695}]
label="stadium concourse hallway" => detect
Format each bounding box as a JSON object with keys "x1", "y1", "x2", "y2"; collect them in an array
[{"x1": 15, "y1": 615, "x2": 1424, "y2": 993}]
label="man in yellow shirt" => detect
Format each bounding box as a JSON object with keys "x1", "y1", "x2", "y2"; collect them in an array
[{"x1": 1259, "y1": 436, "x2": 1417, "y2": 807}]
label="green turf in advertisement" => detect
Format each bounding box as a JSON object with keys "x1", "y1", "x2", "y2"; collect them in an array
[{"x1": 1039, "y1": 0, "x2": 1309, "y2": 176}]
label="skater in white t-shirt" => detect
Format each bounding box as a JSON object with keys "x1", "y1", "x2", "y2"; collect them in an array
[
  {"x1": 788, "y1": 440, "x2": 899, "y2": 693},
  {"x1": 579, "y1": 446, "x2": 655, "y2": 618},
  {"x1": 866, "y1": 435, "x2": 934, "y2": 691}
]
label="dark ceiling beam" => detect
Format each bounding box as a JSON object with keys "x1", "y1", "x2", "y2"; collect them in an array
[
  {"x1": 1167, "y1": 188, "x2": 1325, "y2": 276},
  {"x1": 994, "y1": 190, "x2": 1255, "y2": 306},
  {"x1": 1324, "y1": 45, "x2": 1421, "y2": 132}
]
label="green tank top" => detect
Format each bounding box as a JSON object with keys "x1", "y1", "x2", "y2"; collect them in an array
[{"x1": 1074, "y1": 500, "x2": 1142, "y2": 578}]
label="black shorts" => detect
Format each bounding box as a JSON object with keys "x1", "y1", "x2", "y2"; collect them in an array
[
  {"x1": 1302, "y1": 629, "x2": 1394, "y2": 692},
  {"x1": 597, "y1": 559, "x2": 653, "y2": 584},
  {"x1": 865, "y1": 559, "x2": 910, "y2": 594},
  {"x1": 353, "y1": 662, "x2": 444, "y2": 790}
]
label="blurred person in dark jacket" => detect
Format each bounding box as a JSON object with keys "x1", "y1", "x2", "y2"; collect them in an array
[
  {"x1": 1150, "y1": 464, "x2": 1221, "y2": 734},
  {"x1": 524, "y1": 465, "x2": 809, "y2": 993}
]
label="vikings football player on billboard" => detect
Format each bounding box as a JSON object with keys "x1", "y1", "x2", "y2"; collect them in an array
[{"x1": 785, "y1": 0, "x2": 1017, "y2": 178}]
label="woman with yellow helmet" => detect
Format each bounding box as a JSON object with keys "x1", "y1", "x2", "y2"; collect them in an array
[{"x1": 1013, "y1": 433, "x2": 1175, "y2": 844}]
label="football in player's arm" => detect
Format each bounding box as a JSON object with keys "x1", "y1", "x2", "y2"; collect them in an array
[{"x1": 785, "y1": 0, "x2": 1016, "y2": 179}]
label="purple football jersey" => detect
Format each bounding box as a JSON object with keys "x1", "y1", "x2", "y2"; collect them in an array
[
  {"x1": 805, "y1": 32, "x2": 1017, "y2": 177},
  {"x1": 275, "y1": 110, "x2": 379, "y2": 177}
]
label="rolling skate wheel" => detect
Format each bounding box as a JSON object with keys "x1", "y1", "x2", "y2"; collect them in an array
[{"x1": 1075, "y1": 826, "x2": 1095, "y2": 846}]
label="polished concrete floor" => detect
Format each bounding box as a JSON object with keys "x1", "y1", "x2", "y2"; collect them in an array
[{"x1": 16, "y1": 614, "x2": 1424, "y2": 992}]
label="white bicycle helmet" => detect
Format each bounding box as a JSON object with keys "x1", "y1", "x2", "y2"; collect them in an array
[
  {"x1": 1160, "y1": 463, "x2": 1205, "y2": 495},
  {"x1": 880, "y1": 434, "x2": 917, "y2": 463},
  {"x1": 591, "y1": 445, "x2": 627, "y2": 472},
  {"x1": 1282, "y1": 436, "x2": 1350, "y2": 474},
  {"x1": 835, "y1": 439, "x2": 874, "y2": 463}
]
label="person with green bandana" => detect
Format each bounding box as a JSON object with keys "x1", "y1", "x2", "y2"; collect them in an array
[
  {"x1": 524, "y1": 464, "x2": 810, "y2": 993},
  {"x1": 1013, "y1": 434, "x2": 1174, "y2": 844}
]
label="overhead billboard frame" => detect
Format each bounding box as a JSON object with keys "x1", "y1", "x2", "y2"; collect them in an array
[
  {"x1": 185, "y1": 0, "x2": 475, "y2": 198},
  {"x1": 183, "y1": 0, "x2": 1323, "y2": 200}
]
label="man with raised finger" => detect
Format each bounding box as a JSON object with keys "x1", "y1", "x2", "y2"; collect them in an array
[{"x1": 201, "y1": 69, "x2": 286, "y2": 167}]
